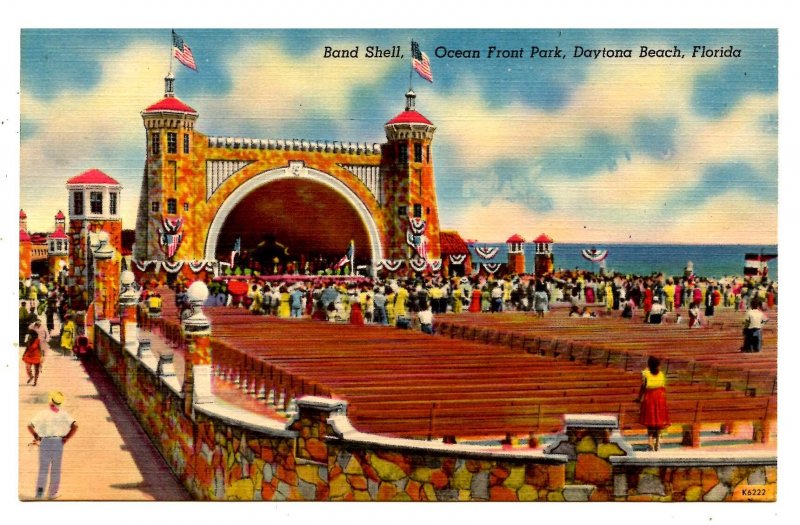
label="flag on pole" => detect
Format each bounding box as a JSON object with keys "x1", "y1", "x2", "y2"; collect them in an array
[
  {"x1": 744, "y1": 253, "x2": 777, "y2": 277},
  {"x1": 411, "y1": 41, "x2": 433, "y2": 83},
  {"x1": 172, "y1": 30, "x2": 197, "y2": 71},
  {"x1": 334, "y1": 239, "x2": 355, "y2": 270}
]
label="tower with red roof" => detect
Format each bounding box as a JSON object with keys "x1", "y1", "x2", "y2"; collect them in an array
[
  {"x1": 381, "y1": 90, "x2": 441, "y2": 263},
  {"x1": 66, "y1": 169, "x2": 123, "y2": 305},
  {"x1": 506, "y1": 234, "x2": 526, "y2": 275},
  {"x1": 47, "y1": 210, "x2": 70, "y2": 280},
  {"x1": 135, "y1": 73, "x2": 199, "y2": 262},
  {"x1": 533, "y1": 233, "x2": 555, "y2": 276}
]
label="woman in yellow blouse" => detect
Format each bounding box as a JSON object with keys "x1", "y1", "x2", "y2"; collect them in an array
[{"x1": 637, "y1": 356, "x2": 670, "y2": 451}]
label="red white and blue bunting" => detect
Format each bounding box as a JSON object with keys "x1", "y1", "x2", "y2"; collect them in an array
[
  {"x1": 408, "y1": 217, "x2": 427, "y2": 236},
  {"x1": 581, "y1": 248, "x2": 609, "y2": 263},
  {"x1": 449, "y1": 254, "x2": 467, "y2": 265},
  {"x1": 483, "y1": 263, "x2": 502, "y2": 274},
  {"x1": 162, "y1": 261, "x2": 184, "y2": 273},
  {"x1": 409, "y1": 258, "x2": 429, "y2": 273},
  {"x1": 132, "y1": 259, "x2": 217, "y2": 275},
  {"x1": 188, "y1": 260, "x2": 215, "y2": 273},
  {"x1": 475, "y1": 246, "x2": 499, "y2": 260},
  {"x1": 378, "y1": 259, "x2": 404, "y2": 272},
  {"x1": 429, "y1": 259, "x2": 442, "y2": 272},
  {"x1": 159, "y1": 216, "x2": 184, "y2": 258}
]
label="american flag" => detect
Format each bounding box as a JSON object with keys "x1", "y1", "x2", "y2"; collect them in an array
[
  {"x1": 172, "y1": 31, "x2": 197, "y2": 71},
  {"x1": 411, "y1": 41, "x2": 433, "y2": 83}
]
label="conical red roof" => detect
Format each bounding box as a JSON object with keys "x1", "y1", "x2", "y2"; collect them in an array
[
  {"x1": 20, "y1": 229, "x2": 31, "y2": 242},
  {"x1": 67, "y1": 169, "x2": 120, "y2": 186},
  {"x1": 48, "y1": 227, "x2": 69, "y2": 240},
  {"x1": 143, "y1": 96, "x2": 197, "y2": 114},
  {"x1": 55, "y1": 210, "x2": 65, "y2": 220},
  {"x1": 506, "y1": 234, "x2": 525, "y2": 243},
  {"x1": 19, "y1": 209, "x2": 27, "y2": 219},
  {"x1": 533, "y1": 233, "x2": 553, "y2": 243},
  {"x1": 386, "y1": 110, "x2": 432, "y2": 126}
]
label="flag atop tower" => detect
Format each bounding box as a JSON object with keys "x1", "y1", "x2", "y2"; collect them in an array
[
  {"x1": 172, "y1": 30, "x2": 197, "y2": 71},
  {"x1": 411, "y1": 41, "x2": 433, "y2": 83}
]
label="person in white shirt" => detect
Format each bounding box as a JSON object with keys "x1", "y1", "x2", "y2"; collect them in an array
[
  {"x1": 418, "y1": 306, "x2": 434, "y2": 334},
  {"x1": 28, "y1": 391, "x2": 78, "y2": 499},
  {"x1": 742, "y1": 298, "x2": 768, "y2": 352}
]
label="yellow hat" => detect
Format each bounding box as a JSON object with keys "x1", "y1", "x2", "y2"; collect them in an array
[{"x1": 49, "y1": 391, "x2": 64, "y2": 406}]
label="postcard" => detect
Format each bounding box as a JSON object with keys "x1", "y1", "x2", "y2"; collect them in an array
[{"x1": 8, "y1": 18, "x2": 791, "y2": 523}]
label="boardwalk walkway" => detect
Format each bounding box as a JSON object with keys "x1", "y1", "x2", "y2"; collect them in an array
[{"x1": 17, "y1": 327, "x2": 189, "y2": 501}]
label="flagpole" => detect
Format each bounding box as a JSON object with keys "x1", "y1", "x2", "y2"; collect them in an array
[
  {"x1": 169, "y1": 30, "x2": 174, "y2": 74},
  {"x1": 409, "y1": 39, "x2": 414, "y2": 91}
]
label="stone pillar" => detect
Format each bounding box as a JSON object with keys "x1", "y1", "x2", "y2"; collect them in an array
[
  {"x1": 292, "y1": 397, "x2": 348, "y2": 464},
  {"x1": 118, "y1": 270, "x2": 139, "y2": 353},
  {"x1": 543, "y1": 414, "x2": 633, "y2": 501},
  {"x1": 182, "y1": 281, "x2": 213, "y2": 415},
  {"x1": 91, "y1": 232, "x2": 121, "y2": 321}
]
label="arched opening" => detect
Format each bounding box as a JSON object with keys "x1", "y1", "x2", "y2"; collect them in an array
[{"x1": 206, "y1": 170, "x2": 381, "y2": 275}]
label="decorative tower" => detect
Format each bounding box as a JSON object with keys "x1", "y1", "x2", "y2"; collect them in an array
[
  {"x1": 47, "y1": 210, "x2": 70, "y2": 280},
  {"x1": 533, "y1": 233, "x2": 554, "y2": 276},
  {"x1": 506, "y1": 234, "x2": 526, "y2": 275},
  {"x1": 66, "y1": 169, "x2": 122, "y2": 307},
  {"x1": 381, "y1": 90, "x2": 441, "y2": 265},
  {"x1": 19, "y1": 209, "x2": 32, "y2": 280},
  {"x1": 135, "y1": 73, "x2": 199, "y2": 262}
]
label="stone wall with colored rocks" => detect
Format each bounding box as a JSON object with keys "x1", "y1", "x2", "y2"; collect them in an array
[
  {"x1": 91, "y1": 324, "x2": 777, "y2": 502},
  {"x1": 93, "y1": 325, "x2": 302, "y2": 500},
  {"x1": 611, "y1": 462, "x2": 777, "y2": 502},
  {"x1": 324, "y1": 448, "x2": 566, "y2": 502}
]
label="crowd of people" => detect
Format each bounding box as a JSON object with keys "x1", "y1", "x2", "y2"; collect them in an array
[{"x1": 149, "y1": 269, "x2": 777, "y2": 343}]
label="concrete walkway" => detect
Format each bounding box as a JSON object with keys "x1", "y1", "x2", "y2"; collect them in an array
[{"x1": 17, "y1": 328, "x2": 189, "y2": 501}]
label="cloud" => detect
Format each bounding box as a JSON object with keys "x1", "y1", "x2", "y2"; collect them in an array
[
  {"x1": 199, "y1": 40, "x2": 398, "y2": 136},
  {"x1": 20, "y1": 42, "x2": 168, "y2": 232}
]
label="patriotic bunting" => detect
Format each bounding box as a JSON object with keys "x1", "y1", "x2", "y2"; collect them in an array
[
  {"x1": 159, "y1": 216, "x2": 184, "y2": 258},
  {"x1": 429, "y1": 259, "x2": 442, "y2": 272},
  {"x1": 483, "y1": 263, "x2": 502, "y2": 274},
  {"x1": 380, "y1": 260, "x2": 404, "y2": 272},
  {"x1": 133, "y1": 260, "x2": 150, "y2": 272},
  {"x1": 162, "y1": 261, "x2": 184, "y2": 273},
  {"x1": 449, "y1": 254, "x2": 467, "y2": 265},
  {"x1": 409, "y1": 258, "x2": 428, "y2": 273},
  {"x1": 581, "y1": 248, "x2": 609, "y2": 263},
  {"x1": 475, "y1": 246, "x2": 499, "y2": 260}
]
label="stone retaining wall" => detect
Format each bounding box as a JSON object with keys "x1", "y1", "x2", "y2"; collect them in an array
[{"x1": 94, "y1": 322, "x2": 778, "y2": 501}]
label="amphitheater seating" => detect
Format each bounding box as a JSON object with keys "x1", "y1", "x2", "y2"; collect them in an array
[{"x1": 136, "y1": 290, "x2": 776, "y2": 443}]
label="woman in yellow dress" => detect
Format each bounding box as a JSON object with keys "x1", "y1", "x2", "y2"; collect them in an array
[
  {"x1": 452, "y1": 286, "x2": 463, "y2": 314},
  {"x1": 278, "y1": 286, "x2": 291, "y2": 318},
  {"x1": 60, "y1": 315, "x2": 77, "y2": 358}
]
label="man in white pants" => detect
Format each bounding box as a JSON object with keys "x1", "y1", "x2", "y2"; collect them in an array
[{"x1": 28, "y1": 391, "x2": 78, "y2": 499}]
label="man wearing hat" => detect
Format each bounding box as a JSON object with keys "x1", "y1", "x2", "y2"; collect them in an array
[{"x1": 28, "y1": 391, "x2": 78, "y2": 499}]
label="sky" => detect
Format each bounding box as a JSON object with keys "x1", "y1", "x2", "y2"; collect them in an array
[{"x1": 18, "y1": 28, "x2": 778, "y2": 244}]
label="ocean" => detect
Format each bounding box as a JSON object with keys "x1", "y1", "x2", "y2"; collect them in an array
[{"x1": 467, "y1": 243, "x2": 779, "y2": 281}]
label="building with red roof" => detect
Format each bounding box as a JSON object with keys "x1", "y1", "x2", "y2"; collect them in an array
[{"x1": 533, "y1": 233, "x2": 554, "y2": 276}]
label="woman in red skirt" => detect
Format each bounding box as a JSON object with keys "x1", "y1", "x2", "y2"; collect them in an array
[{"x1": 637, "y1": 356, "x2": 669, "y2": 451}]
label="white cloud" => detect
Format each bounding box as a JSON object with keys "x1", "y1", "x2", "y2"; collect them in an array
[{"x1": 20, "y1": 42, "x2": 167, "y2": 232}]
